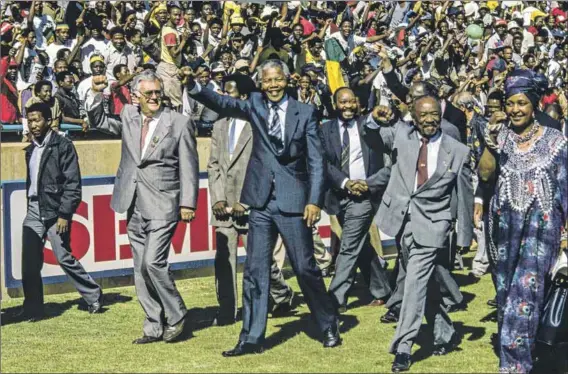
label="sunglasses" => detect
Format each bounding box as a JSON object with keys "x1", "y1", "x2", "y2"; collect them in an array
[{"x1": 139, "y1": 90, "x2": 162, "y2": 99}]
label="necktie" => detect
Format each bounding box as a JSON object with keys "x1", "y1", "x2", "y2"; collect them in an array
[
  {"x1": 268, "y1": 103, "x2": 283, "y2": 152},
  {"x1": 416, "y1": 137, "x2": 429, "y2": 188},
  {"x1": 341, "y1": 122, "x2": 350, "y2": 177},
  {"x1": 228, "y1": 118, "x2": 237, "y2": 156},
  {"x1": 141, "y1": 116, "x2": 152, "y2": 153}
]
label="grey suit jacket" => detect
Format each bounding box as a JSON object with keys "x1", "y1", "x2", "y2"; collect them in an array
[
  {"x1": 87, "y1": 93, "x2": 199, "y2": 221},
  {"x1": 374, "y1": 121, "x2": 473, "y2": 249},
  {"x1": 207, "y1": 118, "x2": 253, "y2": 229}
]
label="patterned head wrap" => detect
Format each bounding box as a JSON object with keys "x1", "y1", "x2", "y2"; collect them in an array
[{"x1": 505, "y1": 69, "x2": 548, "y2": 108}]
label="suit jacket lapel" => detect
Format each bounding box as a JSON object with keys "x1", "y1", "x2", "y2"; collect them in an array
[
  {"x1": 229, "y1": 121, "x2": 252, "y2": 168},
  {"x1": 402, "y1": 126, "x2": 420, "y2": 194},
  {"x1": 131, "y1": 109, "x2": 142, "y2": 162},
  {"x1": 284, "y1": 98, "x2": 300, "y2": 151},
  {"x1": 329, "y1": 119, "x2": 342, "y2": 162},
  {"x1": 141, "y1": 109, "x2": 172, "y2": 161},
  {"x1": 417, "y1": 134, "x2": 451, "y2": 192}
]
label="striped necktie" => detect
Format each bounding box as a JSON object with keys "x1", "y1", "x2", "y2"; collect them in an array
[
  {"x1": 341, "y1": 122, "x2": 350, "y2": 177},
  {"x1": 268, "y1": 102, "x2": 283, "y2": 152}
]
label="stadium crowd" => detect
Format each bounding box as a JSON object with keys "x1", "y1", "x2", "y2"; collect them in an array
[{"x1": 2, "y1": 1, "x2": 568, "y2": 373}]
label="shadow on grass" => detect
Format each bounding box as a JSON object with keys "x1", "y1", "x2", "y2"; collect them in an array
[
  {"x1": 454, "y1": 272, "x2": 483, "y2": 288},
  {"x1": 411, "y1": 322, "x2": 486, "y2": 365},
  {"x1": 263, "y1": 313, "x2": 359, "y2": 351},
  {"x1": 0, "y1": 292, "x2": 132, "y2": 326}
]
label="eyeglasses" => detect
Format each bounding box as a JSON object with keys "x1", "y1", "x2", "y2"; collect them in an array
[{"x1": 139, "y1": 90, "x2": 162, "y2": 99}]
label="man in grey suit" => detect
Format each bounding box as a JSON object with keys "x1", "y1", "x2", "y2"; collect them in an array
[
  {"x1": 368, "y1": 96, "x2": 473, "y2": 372},
  {"x1": 208, "y1": 74, "x2": 294, "y2": 326},
  {"x1": 86, "y1": 71, "x2": 199, "y2": 345}
]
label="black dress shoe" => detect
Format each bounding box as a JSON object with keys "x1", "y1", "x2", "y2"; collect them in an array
[
  {"x1": 14, "y1": 308, "x2": 44, "y2": 322},
  {"x1": 487, "y1": 298, "x2": 497, "y2": 308},
  {"x1": 211, "y1": 315, "x2": 236, "y2": 327},
  {"x1": 322, "y1": 321, "x2": 342, "y2": 348},
  {"x1": 433, "y1": 333, "x2": 461, "y2": 356},
  {"x1": 380, "y1": 309, "x2": 399, "y2": 324},
  {"x1": 222, "y1": 341, "x2": 264, "y2": 357},
  {"x1": 272, "y1": 290, "x2": 295, "y2": 317},
  {"x1": 88, "y1": 292, "x2": 104, "y2": 314},
  {"x1": 164, "y1": 318, "x2": 185, "y2": 342},
  {"x1": 391, "y1": 353, "x2": 411, "y2": 372},
  {"x1": 132, "y1": 335, "x2": 162, "y2": 344}
]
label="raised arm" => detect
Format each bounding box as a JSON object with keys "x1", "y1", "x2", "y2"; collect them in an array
[{"x1": 85, "y1": 76, "x2": 123, "y2": 135}]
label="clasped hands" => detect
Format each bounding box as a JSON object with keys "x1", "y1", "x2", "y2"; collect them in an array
[
  {"x1": 212, "y1": 201, "x2": 247, "y2": 219},
  {"x1": 345, "y1": 180, "x2": 369, "y2": 197}
]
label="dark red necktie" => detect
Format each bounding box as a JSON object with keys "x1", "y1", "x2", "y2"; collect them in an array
[
  {"x1": 141, "y1": 116, "x2": 152, "y2": 152},
  {"x1": 416, "y1": 137, "x2": 429, "y2": 188}
]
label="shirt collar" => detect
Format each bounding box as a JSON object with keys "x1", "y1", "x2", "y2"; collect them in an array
[
  {"x1": 417, "y1": 129, "x2": 442, "y2": 144},
  {"x1": 269, "y1": 95, "x2": 288, "y2": 110},
  {"x1": 33, "y1": 130, "x2": 53, "y2": 148},
  {"x1": 339, "y1": 118, "x2": 355, "y2": 128},
  {"x1": 141, "y1": 108, "x2": 163, "y2": 122}
]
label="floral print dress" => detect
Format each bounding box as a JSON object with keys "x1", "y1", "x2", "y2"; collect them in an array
[{"x1": 488, "y1": 126, "x2": 568, "y2": 373}]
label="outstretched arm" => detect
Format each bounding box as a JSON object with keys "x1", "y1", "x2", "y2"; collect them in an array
[{"x1": 186, "y1": 75, "x2": 252, "y2": 122}]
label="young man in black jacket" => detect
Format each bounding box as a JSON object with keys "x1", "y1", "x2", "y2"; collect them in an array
[{"x1": 19, "y1": 103, "x2": 102, "y2": 321}]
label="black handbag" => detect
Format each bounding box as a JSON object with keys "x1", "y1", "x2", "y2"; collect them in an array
[{"x1": 537, "y1": 272, "x2": 568, "y2": 346}]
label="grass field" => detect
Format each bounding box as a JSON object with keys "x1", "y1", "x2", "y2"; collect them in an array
[{"x1": 1, "y1": 256, "x2": 501, "y2": 373}]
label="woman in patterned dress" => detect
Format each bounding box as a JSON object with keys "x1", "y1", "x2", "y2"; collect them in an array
[{"x1": 479, "y1": 69, "x2": 568, "y2": 373}]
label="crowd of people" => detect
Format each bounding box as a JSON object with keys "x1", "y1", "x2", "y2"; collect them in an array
[{"x1": 3, "y1": 1, "x2": 568, "y2": 373}]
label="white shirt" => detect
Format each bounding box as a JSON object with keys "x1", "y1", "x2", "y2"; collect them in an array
[
  {"x1": 141, "y1": 112, "x2": 162, "y2": 157},
  {"x1": 28, "y1": 131, "x2": 53, "y2": 197},
  {"x1": 339, "y1": 119, "x2": 366, "y2": 189},
  {"x1": 228, "y1": 118, "x2": 247, "y2": 160},
  {"x1": 414, "y1": 131, "x2": 442, "y2": 192}
]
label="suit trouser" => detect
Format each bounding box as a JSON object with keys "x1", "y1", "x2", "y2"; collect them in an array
[
  {"x1": 329, "y1": 198, "x2": 391, "y2": 306},
  {"x1": 390, "y1": 218, "x2": 454, "y2": 354},
  {"x1": 239, "y1": 198, "x2": 337, "y2": 345},
  {"x1": 472, "y1": 221, "x2": 490, "y2": 275},
  {"x1": 22, "y1": 200, "x2": 101, "y2": 311},
  {"x1": 127, "y1": 203, "x2": 187, "y2": 338},
  {"x1": 386, "y1": 240, "x2": 463, "y2": 314},
  {"x1": 214, "y1": 226, "x2": 292, "y2": 320},
  {"x1": 273, "y1": 226, "x2": 332, "y2": 271}
]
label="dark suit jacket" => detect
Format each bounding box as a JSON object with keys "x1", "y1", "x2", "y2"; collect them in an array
[
  {"x1": 190, "y1": 85, "x2": 325, "y2": 214},
  {"x1": 319, "y1": 117, "x2": 389, "y2": 215}
]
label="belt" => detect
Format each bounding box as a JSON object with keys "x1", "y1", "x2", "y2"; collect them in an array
[{"x1": 29, "y1": 196, "x2": 39, "y2": 202}]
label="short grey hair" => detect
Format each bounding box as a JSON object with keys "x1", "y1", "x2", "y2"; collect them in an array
[
  {"x1": 131, "y1": 69, "x2": 163, "y2": 94},
  {"x1": 256, "y1": 59, "x2": 290, "y2": 82}
]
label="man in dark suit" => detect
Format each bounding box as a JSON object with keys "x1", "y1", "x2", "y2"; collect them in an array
[
  {"x1": 207, "y1": 74, "x2": 294, "y2": 326},
  {"x1": 319, "y1": 87, "x2": 391, "y2": 312},
  {"x1": 186, "y1": 59, "x2": 340, "y2": 357},
  {"x1": 369, "y1": 97, "x2": 473, "y2": 372}
]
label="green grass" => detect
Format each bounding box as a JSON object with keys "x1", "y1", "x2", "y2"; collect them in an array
[{"x1": 1, "y1": 257, "x2": 500, "y2": 373}]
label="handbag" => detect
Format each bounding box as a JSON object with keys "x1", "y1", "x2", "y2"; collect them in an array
[{"x1": 537, "y1": 249, "x2": 568, "y2": 346}]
